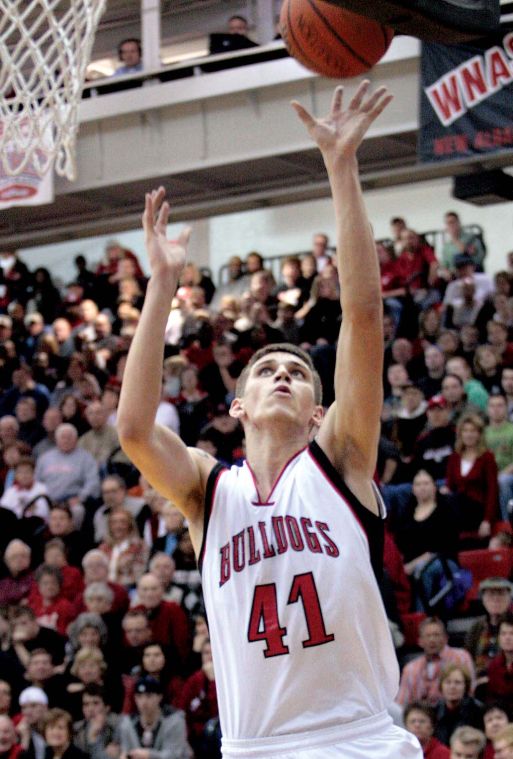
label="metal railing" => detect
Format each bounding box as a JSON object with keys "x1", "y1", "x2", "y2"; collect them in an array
[
  {"x1": 82, "y1": 40, "x2": 289, "y2": 98},
  {"x1": 216, "y1": 224, "x2": 486, "y2": 285}
]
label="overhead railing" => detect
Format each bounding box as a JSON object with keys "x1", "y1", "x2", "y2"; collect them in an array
[{"x1": 82, "y1": 39, "x2": 291, "y2": 98}]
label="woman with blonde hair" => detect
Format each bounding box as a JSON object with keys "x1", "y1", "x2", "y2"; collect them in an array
[
  {"x1": 98, "y1": 508, "x2": 148, "y2": 589},
  {"x1": 445, "y1": 413, "x2": 499, "y2": 539},
  {"x1": 67, "y1": 645, "x2": 123, "y2": 719},
  {"x1": 65, "y1": 647, "x2": 108, "y2": 720},
  {"x1": 179, "y1": 262, "x2": 215, "y2": 304}
]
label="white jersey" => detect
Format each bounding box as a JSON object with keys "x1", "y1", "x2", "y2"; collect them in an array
[{"x1": 199, "y1": 440, "x2": 399, "y2": 742}]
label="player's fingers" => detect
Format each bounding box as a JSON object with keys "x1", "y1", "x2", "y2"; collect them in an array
[
  {"x1": 330, "y1": 85, "x2": 343, "y2": 117},
  {"x1": 155, "y1": 199, "x2": 170, "y2": 232},
  {"x1": 142, "y1": 193, "x2": 152, "y2": 233},
  {"x1": 290, "y1": 100, "x2": 316, "y2": 130},
  {"x1": 361, "y1": 86, "x2": 388, "y2": 113},
  {"x1": 154, "y1": 185, "x2": 166, "y2": 215},
  {"x1": 368, "y1": 93, "x2": 394, "y2": 120},
  {"x1": 348, "y1": 79, "x2": 370, "y2": 110},
  {"x1": 177, "y1": 226, "x2": 192, "y2": 248}
]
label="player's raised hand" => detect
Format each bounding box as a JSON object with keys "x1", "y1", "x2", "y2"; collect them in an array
[
  {"x1": 291, "y1": 80, "x2": 393, "y2": 162},
  {"x1": 142, "y1": 187, "x2": 191, "y2": 280}
]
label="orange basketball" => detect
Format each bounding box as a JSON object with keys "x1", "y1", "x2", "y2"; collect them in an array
[{"x1": 279, "y1": 0, "x2": 394, "y2": 79}]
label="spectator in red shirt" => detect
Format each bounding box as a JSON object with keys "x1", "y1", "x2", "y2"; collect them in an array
[
  {"x1": 378, "y1": 240, "x2": 406, "y2": 331},
  {"x1": 43, "y1": 539, "x2": 83, "y2": 604},
  {"x1": 404, "y1": 701, "x2": 450, "y2": 758},
  {"x1": 378, "y1": 241, "x2": 405, "y2": 297},
  {"x1": 176, "y1": 639, "x2": 218, "y2": 758},
  {"x1": 27, "y1": 565, "x2": 75, "y2": 636},
  {"x1": 73, "y1": 549, "x2": 129, "y2": 618},
  {"x1": 486, "y1": 613, "x2": 513, "y2": 711},
  {"x1": 0, "y1": 539, "x2": 33, "y2": 607},
  {"x1": 132, "y1": 573, "x2": 190, "y2": 665},
  {"x1": 0, "y1": 715, "x2": 24, "y2": 759},
  {"x1": 397, "y1": 228, "x2": 439, "y2": 307},
  {"x1": 444, "y1": 413, "x2": 499, "y2": 539},
  {"x1": 121, "y1": 642, "x2": 183, "y2": 714}
]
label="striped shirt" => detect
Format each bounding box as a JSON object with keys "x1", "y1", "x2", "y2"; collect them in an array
[{"x1": 396, "y1": 645, "x2": 475, "y2": 705}]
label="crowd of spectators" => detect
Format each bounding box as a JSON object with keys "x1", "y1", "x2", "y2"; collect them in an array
[{"x1": 1, "y1": 207, "x2": 513, "y2": 758}]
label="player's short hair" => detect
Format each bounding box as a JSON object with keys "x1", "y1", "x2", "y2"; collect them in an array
[{"x1": 235, "y1": 343, "x2": 323, "y2": 405}]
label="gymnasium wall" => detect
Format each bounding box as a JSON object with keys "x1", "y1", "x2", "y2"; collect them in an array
[{"x1": 19, "y1": 176, "x2": 513, "y2": 287}]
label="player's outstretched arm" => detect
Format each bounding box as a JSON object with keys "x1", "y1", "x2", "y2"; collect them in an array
[
  {"x1": 117, "y1": 188, "x2": 214, "y2": 529},
  {"x1": 292, "y1": 82, "x2": 393, "y2": 505}
]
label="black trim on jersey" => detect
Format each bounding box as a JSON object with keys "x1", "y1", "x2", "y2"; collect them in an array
[
  {"x1": 198, "y1": 462, "x2": 226, "y2": 574},
  {"x1": 308, "y1": 440, "x2": 384, "y2": 581}
]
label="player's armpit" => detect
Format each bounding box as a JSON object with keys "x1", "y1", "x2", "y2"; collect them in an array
[
  {"x1": 119, "y1": 424, "x2": 214, "y2": 524},
  {"x1": 315, "y1": 419, "x2": 380, "y2": 516}
]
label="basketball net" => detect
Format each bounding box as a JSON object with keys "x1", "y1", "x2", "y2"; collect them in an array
[{"x1": 0, "y1": 0, "x2": 107, "y2": 182}]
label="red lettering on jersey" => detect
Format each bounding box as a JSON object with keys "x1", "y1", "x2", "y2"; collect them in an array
[
  {"x1": 316, "y1": 521, "x2": 340, "y2": 557},
  {"x1": 288, "y1": 572, "x2": 335, "y2": 648},
  {"x1": 285, "y1": 515, "x2": 305, "y2": 551},
  {"x1": 258, "y1": 521, "x2": 276, "y2": 559},
  {"x1": 247, "y1": 525, "x2": 261, "y2": 565},
  {"x1": 300, "y1": 517, "x2": 323, "y2": 553},
  {"x1": 272, "y1": 516, "x2": 288, "y2": 554},
  {"x1": 219, "y1": 543, "x2": 231, "y2": 586},
  {"x1": 233, "y1": 530, "x2": 245, "y2": 572},
  {"x1": 247, "y1": 583, "x2": 289, "y2": 657}
]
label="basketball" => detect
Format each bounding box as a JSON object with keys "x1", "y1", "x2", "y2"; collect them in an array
[{"x1": 279, "y1": 0, "x2": 394, "y2": 79}]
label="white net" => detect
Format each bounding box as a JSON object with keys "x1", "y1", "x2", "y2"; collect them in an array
[{"x1": 0, "y1": 0, "x2": 107, "y2": 181}]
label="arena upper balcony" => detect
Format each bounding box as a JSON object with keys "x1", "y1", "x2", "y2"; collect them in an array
[{"x1": 2, "y1": 23, "x2": 512, "y2": 251}]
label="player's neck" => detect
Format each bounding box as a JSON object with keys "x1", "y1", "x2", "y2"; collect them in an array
[{"x1": 245, "y1": 427, "x2": 308, "y2": 500}]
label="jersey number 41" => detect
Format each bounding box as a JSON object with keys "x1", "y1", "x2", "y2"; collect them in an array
[{"x1": 247, "y1": 571, "x2": 334, "y2": 658}]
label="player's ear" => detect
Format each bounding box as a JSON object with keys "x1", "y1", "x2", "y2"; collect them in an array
[
  {"x1": 229, "y1": 397, "x2": 244, "y2": 419},
  {"x1": 310, "y1": 404, "x2": 324, "y2": 430}
]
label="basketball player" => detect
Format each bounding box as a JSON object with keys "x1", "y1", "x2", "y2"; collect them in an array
[{"x1": 117, "y1": 81, "x2": 422, "y2": 758}]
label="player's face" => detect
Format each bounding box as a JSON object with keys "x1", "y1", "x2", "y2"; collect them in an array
[{"x1": 235, "y1": 352, "x2": 322, "y2": 432}]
